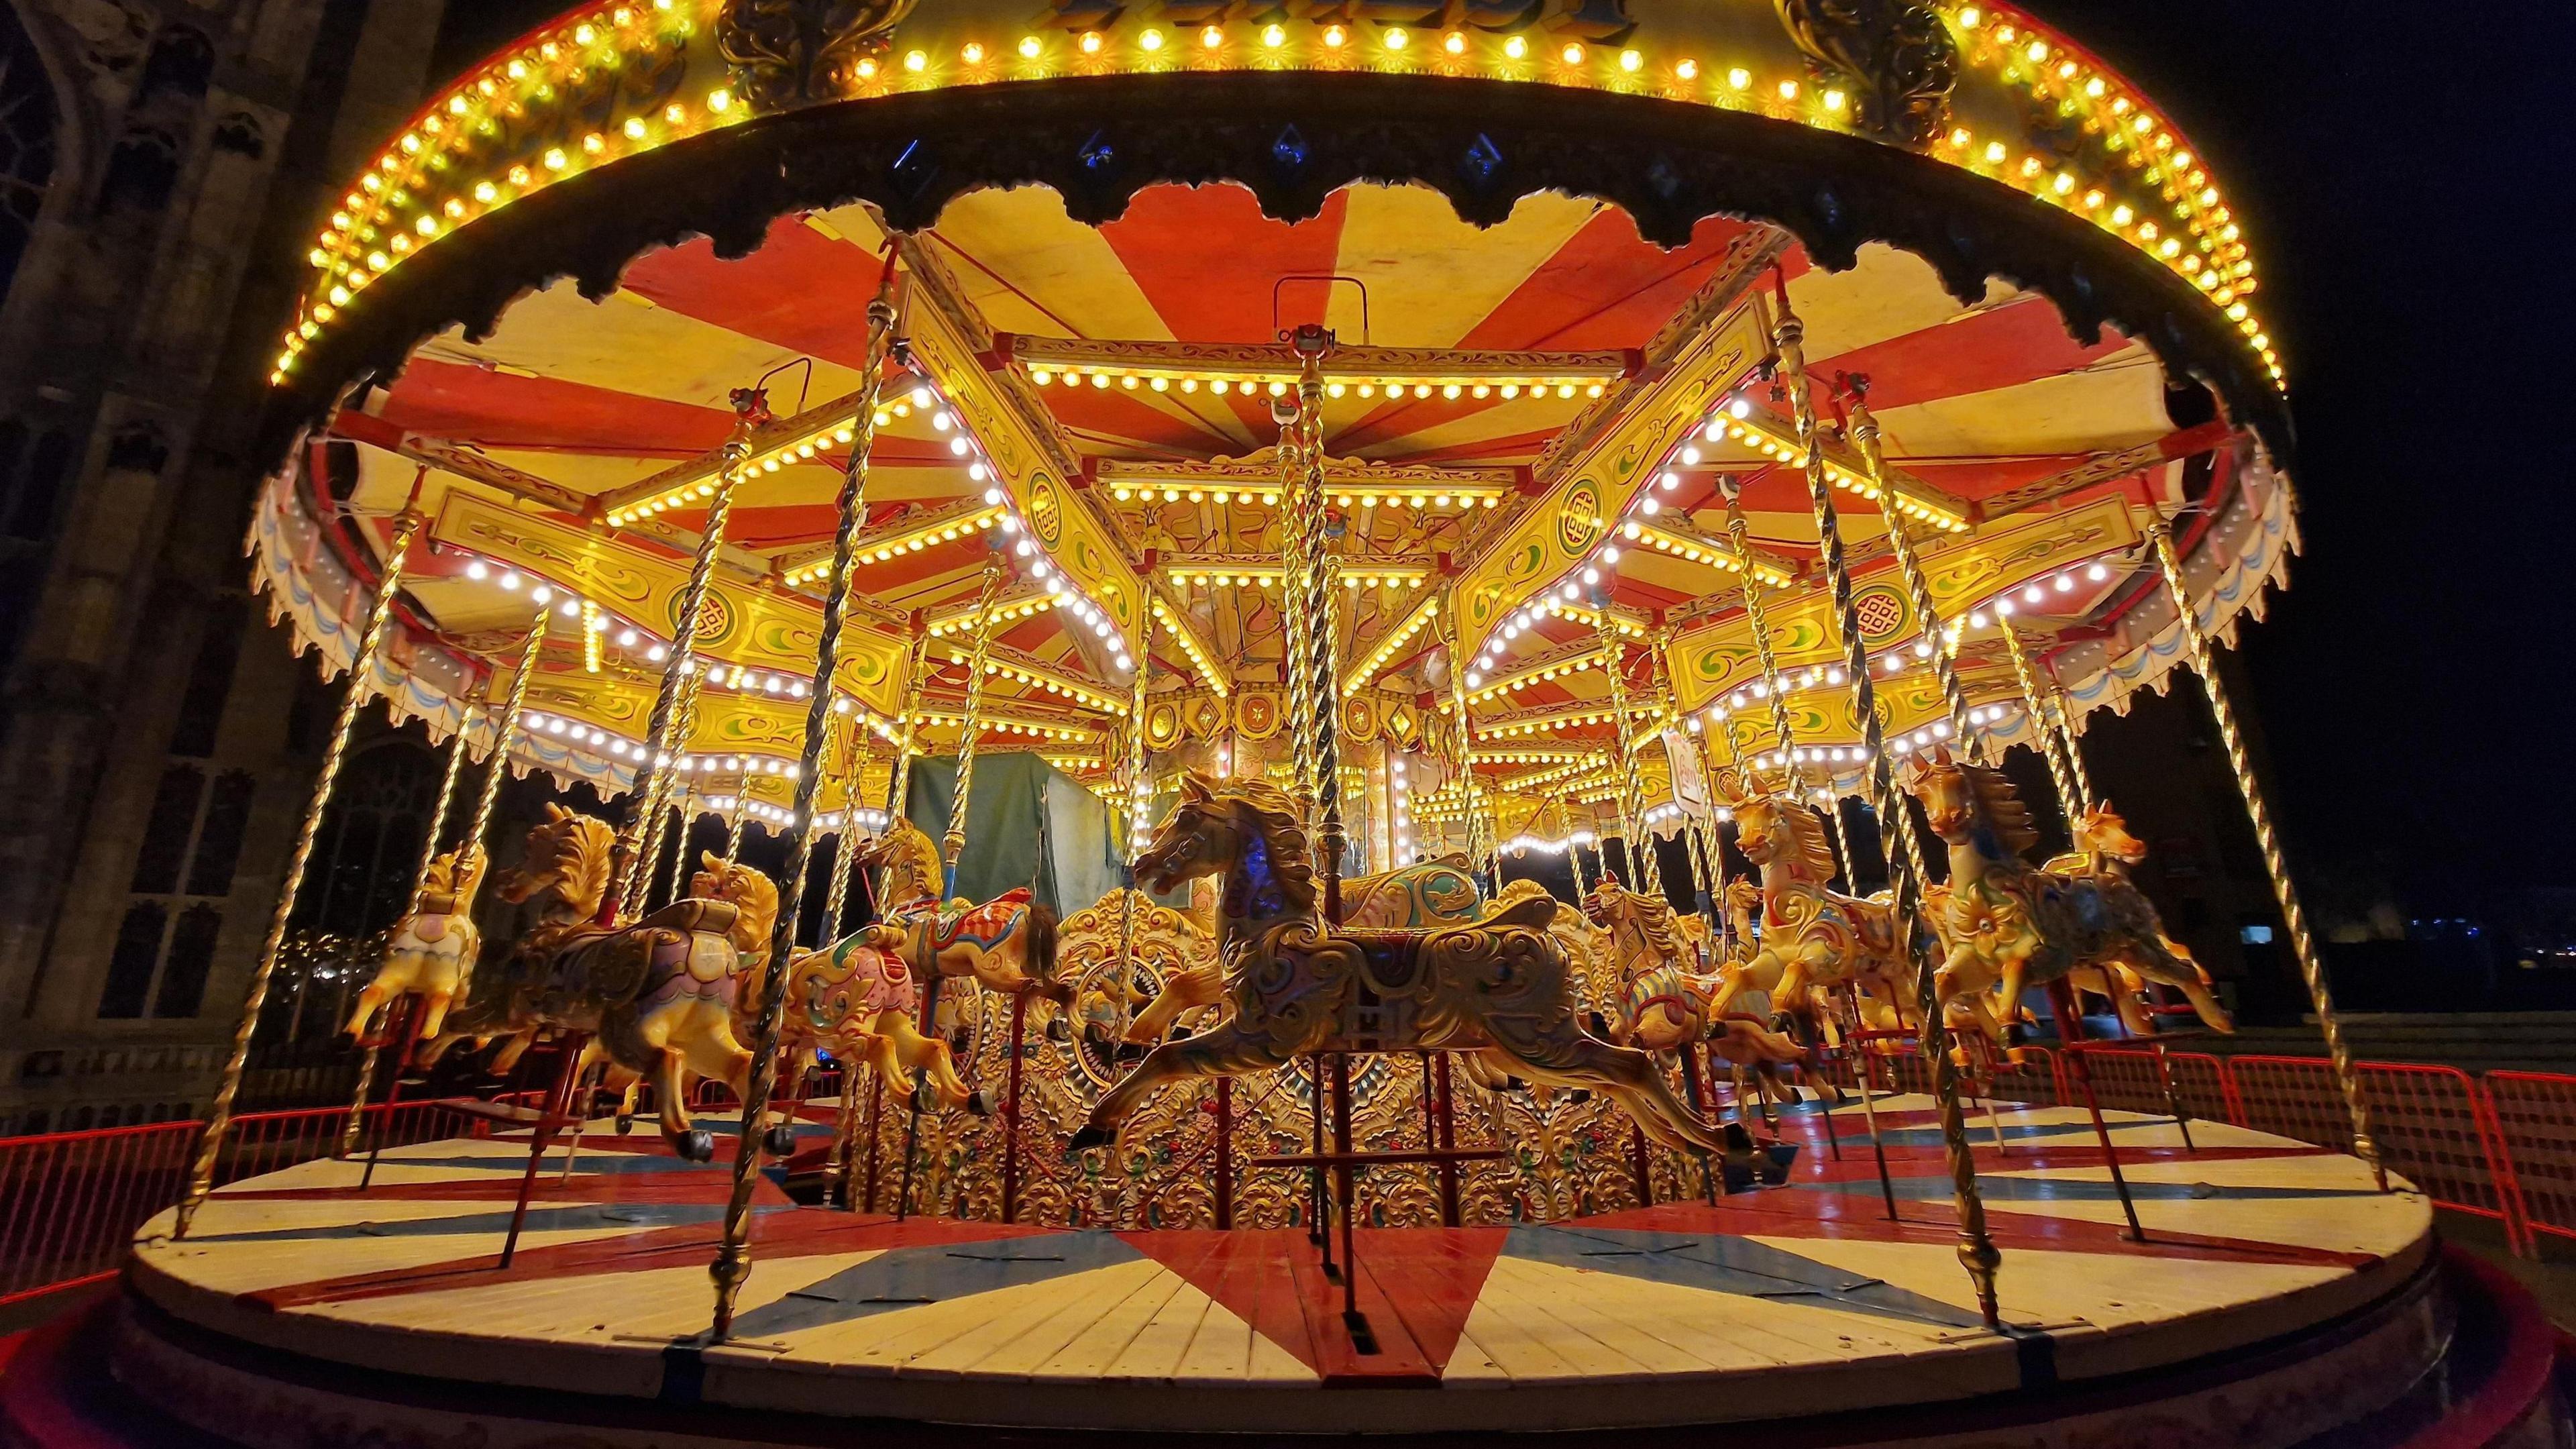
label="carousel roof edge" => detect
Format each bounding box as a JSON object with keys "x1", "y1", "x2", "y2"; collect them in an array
[{"x1": 263, "y1": 0, "x2": 2286, "y2": 466}]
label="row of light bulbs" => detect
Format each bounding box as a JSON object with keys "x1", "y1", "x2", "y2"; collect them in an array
[
  {"x1": 1109, "y1": 484, "x2": 1503, "y2": 511},
  {"x1": 1033, "y1": 368, "x2": 1605, "y2": 402},
  {"x1": 281, "y1": 3, "x2": 2265, "y2": 396}
]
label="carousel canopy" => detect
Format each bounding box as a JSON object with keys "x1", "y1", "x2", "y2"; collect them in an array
[{"x1": 250, "y1": 0, "x2": 2292, "y2": 849}]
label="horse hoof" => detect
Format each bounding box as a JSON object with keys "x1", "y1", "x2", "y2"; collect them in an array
[
  {"x1": 1045, "y1": 1017, "x2": 1074, "y2": 1043},
  {"x1": 1722, "y1": 1121, "x2": 1756, "y2": 1155},
  {"x1": 1568, "y1": 1089, "x2": 1592, "y2": 1105},
  {"x1": 1759, "y1": 1143, "x2": 1801, "y2": 1185},
  {"x1": 1768, "y1": 1013, "x2": 1796, "y2": 1037},
  {"x1": 967, "y1": 1087, "x2": 1002, "y2": 1117},
  {"x1": 949, "y1": 1030, "x2": 972, "y2": 1055},
  {"x1": 1501, "y1": 1076, "x2": 1530, "y2": 1095},
  {"x1": 1720, "y1": 1157, "x2": 1757, "y2": 1194},
  {"x1": 762, "y1": 1124, "x2": 798, "y2": 1157},
  {"x1": 912, "y1": 1081, "x2": 940, "y2": 1113},
  {"x1": 679, "y1": 1130, "x2": 716, "y2": 1163},
  {"x1": 614, "y1": 1114, "x2": 635, "y2": 1136},
  {"x1": 1585, "y1": 1010, "x2": 1611, "y2": 1038},
  {"x1": 1066, "y1": 1124, "x2": 1113, "y2": 1157}
]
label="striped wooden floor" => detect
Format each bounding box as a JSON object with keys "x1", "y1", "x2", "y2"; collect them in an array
[{"x1": 124, "y1": 1097, "x2": 2436, "y2": 1438}]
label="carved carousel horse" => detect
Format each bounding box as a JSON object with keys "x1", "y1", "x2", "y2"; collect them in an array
[
  {"x1": 341, "y1": 845, "x2": 487, "y2": 1042},
  {"x1": 1587, "y1": 879, "x2": 1807, "y2": 1124},
  {"x1": 1119, "y1": 861, "x2": 1496, "y2": 1047},
  {"x1": 1901, "y1": 749, "x2": 2231, "y2": 1047},
  {"x1": 424, "y1": 806, "x2": 785, "y2": 1161},
  {"x1": 850, "y1": 819, "x2": 1070, "y2": 1015},
  {"x1": 1069, "y1": 773, "x2": 1752, "y2": 1165},
  {"x1": 1712, "y1": 785, "x2": 1914, "y2": 1040}
]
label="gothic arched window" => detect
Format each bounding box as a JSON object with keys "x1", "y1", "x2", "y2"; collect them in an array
[{"x1": 0, "y1": 6, "x2": 59, "y2": 304}]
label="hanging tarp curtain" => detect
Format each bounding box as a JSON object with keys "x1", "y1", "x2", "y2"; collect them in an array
[{"x1": 902, "y1": 753, "x2": 1123, "y2": 916}]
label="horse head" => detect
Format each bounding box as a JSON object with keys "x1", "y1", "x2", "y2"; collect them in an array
[
  {"x1": 687, "y1": 851, "x2": 783, "y2": 959},
  {"x1": 418, "y1": 845, "x2": 488, "y2": 911},
  {"x1": 495, "y1": 805, "x2": 616, "y2": 917},
  {"x1": 857, "y1": 820, "x2": 942, "y2": 906},
  {"x1": 1732, "y1": 792, "x2": 1836, "y2": 884},
  {"x1": 1135, "y1": 772, "x2": 1314, "y2": 916},
  {"x1": 2072, "y1": 804, "x2": 2149, "y2": 865},
  {"x1": 1900, "y1": 747, "x2": 2039, "y2": 857}
]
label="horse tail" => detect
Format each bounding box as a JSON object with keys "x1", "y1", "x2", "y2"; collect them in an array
[{"x1": 1025, "y1": 900, "x2": 1062, "y2": 996}]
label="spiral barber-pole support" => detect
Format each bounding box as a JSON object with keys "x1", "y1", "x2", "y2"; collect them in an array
[
  {"x1": 618, "y1": 394, "x2": 765, "y2": 918},
  {"x1": 713, "y1": 267, "x2": 902, "y2": 1339},
  {"x1": 943, "y1": 551, "x2": 1008, "y2": 888},
  {"x1": 178, "y1": 484, "x2": 427, "y2": 1240},
  {"x1": 1597, "y1": 623, "x2": 1652, "y2": 892},
  {"x1": 1278, "y1": 402, "x2": 1320, "y2": 823},
  {"x1": 1287, "y1": 330, "x2": 1349, "y2": 918},
  {"x1": 2147, "y1": 519, "x2": 2379, "y2": 1185},
  {"x1": 1847, "y1": 390, "x2": 1980, "y2": 762},
  {"x1": 1441, "y1": 603, "x2": 1490, "y2": 893},
  {"x1": 1996, "y1": 619, "x2": 2087, "y2": 826},
  {"x1": 632, "y1": 665, "x2": 706, "y2": 906},
  {"x1": 337, "y1": 697, "x2": 476, "y2": 1156},
  {"x1": 1774, "y1": 283, "x2": 2001, "y2": 1327}
]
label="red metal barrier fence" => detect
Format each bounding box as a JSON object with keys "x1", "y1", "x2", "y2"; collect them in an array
[
  {"x1": 0, "y1": 1098, "x2": 489, "y2": 1307},
  {"x1": 1, "y1": 1054, "x2": 2573, "y2": 1306}
]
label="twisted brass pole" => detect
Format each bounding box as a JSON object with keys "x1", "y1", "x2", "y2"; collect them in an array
[
  {"x1": 1114, "y1": 617, "x2": 1152, "y2": 1028},
  {"x1": 885, "y1": 624, "x2": 930, "y2": 820},
  {"x1": 1442, "y1": 602, "x2": 1489, "y2": 892},
  {"x1": 450, "y1": 608, "x2": 548, "y2": 938},
  {"x1": 1997, "y1": 620, "x2": 2087, "y2": 826},
  {"x1": 1774, "y1": 288, "x2": 2002, "y2": 1326},
  {"x1": 712, "y1": 272, "x2": 901, "y2": 1339},
  {"x1": 659, "y1": 782, "x2": 698, "y2": 912},
  {"x1": 943, "y1": 551, "x2": 1008, "y2": 883},
  {"x1": 177, "y1": 502, "x2": 425, "y2": 1238},
  {"x1": 617, "y1": 396, "x2": 763, "y2": 916},
  {"x1": 2146, "y1": 519, "x2": 2379, "y2": 1182},
  {"x1": 1721, "y1": 487, "x2": 1801, "y2": 775},
  {"x1": 817, "y1": 713, "x2": 870, "y2": 947},
  {"x1": 633, "y1": 666, "x2": 706, "y2": 906},
  {"x1": 1597, "y1": 628, "x2": 1652, "y2": 892},
  {"x1": 1289, "y1": 340, "x2": 1349, "y2": 915},
  {"x1": 1847, "y1": 393, "x2": 1980, "y2": 760},
  {"x1": 1279, "y1": 405, "x2": 1319, "y2": 822},
  {"x1": 337, "y1": 698, "x2": 476, "y2": 1155}
]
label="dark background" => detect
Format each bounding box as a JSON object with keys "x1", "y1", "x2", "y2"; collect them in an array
[{"x1": 430, "y1": 1, "x2": 2576, "y2": 927}]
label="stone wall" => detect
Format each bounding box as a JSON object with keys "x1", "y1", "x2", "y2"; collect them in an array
[{"x1": 0, "y1": 0, "x2": 449, "y2": 1136}]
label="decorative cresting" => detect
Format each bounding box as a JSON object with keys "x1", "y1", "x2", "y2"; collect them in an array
[
  {"x1": 1773, "y1": 0, "x2": 1960, "y2": 148},
  {"x1": 718, "y1": 0, "x2": 918, "y2": 112}
]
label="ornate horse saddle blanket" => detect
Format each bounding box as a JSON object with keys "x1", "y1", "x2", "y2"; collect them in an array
[
  {"x1": 891, "y1": 888, "x2": 1033, "y2": 955},
  {"x1": 795, "y1": 936, "x2": 919, "y2": 1029},
  {"x1": 532, "y1": 924, "x2": 708, "y2": 1016}
]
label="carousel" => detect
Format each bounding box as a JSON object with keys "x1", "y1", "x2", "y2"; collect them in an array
[{"x1": 23, "y1": 0, "x2": 2532, "y2": 1443}]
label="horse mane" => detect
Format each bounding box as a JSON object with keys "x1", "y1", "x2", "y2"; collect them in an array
[
  {"x1": 1216, "y1": 777, "x2": 1317, "y2": 908},
  {"x1": 1957, "y1": 760, "x2": 2041, "y2": 855},
  {"x1": 714, "y1": 860, "x2": 782, "y2": 953},
  {"x1": 1761, "y1": 797, "x2": 1841, "y2": 883},
  {"x1": 519, "y1": 812, "x2": 616, "y2": 919},
  {"x1": 1602, "y1": 881, "x2": 1683, "y2": 960},
  {"x1": 873, "y1": 819, "x2": 943, "y2": 900}
]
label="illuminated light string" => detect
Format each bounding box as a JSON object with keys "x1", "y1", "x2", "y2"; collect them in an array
[
  {"x1": 878, "y1": 376, "x2": 1138, "y2": 675},
  {"x1": 700, "y1": 796, "x2": 894, "y2": 833},
  {"x1": 277, "y1": 2, "x2": 2272, "y2": 390},
  {"x1": 1055, "y1": 367, "x2": 1607, "y2": 412}
]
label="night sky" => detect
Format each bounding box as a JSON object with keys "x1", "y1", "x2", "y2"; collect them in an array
[{"x1": 430, "y1": 1, "x2": 2576, "y2": 909}]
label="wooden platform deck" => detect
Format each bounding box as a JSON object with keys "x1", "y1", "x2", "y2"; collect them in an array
[{"x1": 119, "y1": 1097, "x2": 2438, "y2": 1440}]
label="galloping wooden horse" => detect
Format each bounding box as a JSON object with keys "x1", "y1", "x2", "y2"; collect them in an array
[
  {"x1": 1712, "y1": 782, "x2": 1915, "y2": 1039},
  {"x1": 1589, "y1": 879, "x2": 1805, "y2": 1073},
  {"x1": 1069, "y1": 774, "x2": 1752, "y2": 1162},
  {"x1": 425, "y1": 806, "x2": 784, "y2": 1161},
  {"x1": 1118, "y1": 858, "x2": 1497, "y2": 1048},
  {"x1": 342, "y1": 845, "x2": 487, "y2": 1042},
  {"x1": 1900, "y1": 749, "x2": 2231, "y2": 1046}
]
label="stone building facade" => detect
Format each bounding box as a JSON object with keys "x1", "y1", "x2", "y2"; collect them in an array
[{"x1": 0, "y1": 0, "x2": 448, "y2": 1136}]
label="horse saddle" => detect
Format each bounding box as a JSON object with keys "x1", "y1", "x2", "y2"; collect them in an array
[{"x1": 896, "y1": 888, "x2": 1032, "y2": 954}]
